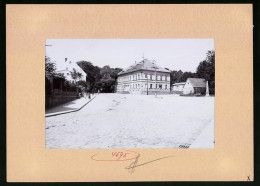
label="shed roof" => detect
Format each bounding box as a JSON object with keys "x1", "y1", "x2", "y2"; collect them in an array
[
  {"x1": 118, "y1": 59, "x2": 170, "y2": 75},
  {"x1": 187, "y1": 78, "x2": 206, "y2": 87},
  {"x1": 173, "y1": 82, "x2": 186, "y2": 86}
]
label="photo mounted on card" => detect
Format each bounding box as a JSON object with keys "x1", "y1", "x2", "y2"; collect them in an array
[
  {"x1": 45, "y1": 39, "x2": 215, "y2": 150},
  {"x1": 7, "y1": 4, "x2": 253, "y2": 182}
]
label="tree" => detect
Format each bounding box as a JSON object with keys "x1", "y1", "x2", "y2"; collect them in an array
[
  {"x1": 70, "y1": 68, "x2": 83, "y2": 82},
  {"x1": 100, "y1": 66, "x2": 112, "y2": 79},
  {"x1": 110, "y1": 68, "x2": 123, "y2": 79},
  {"x1": 170, "y1": 70, "x2": 183, "y2": 85},
  {"x1": 45, "y1": 56, "x2": 56, "y2": 74},
  {"x1": 77, "y1": 61, "x2": 100, "y2": 92},
  {"x1": 196, "y1": 50, "x2": 215, "y2": 94},
  {"x1": 99, "y1": 78, "x2": 116, "y2": 92},
  {"x1": 70, "y1": 68, "x2": 83, "y2": 93}
]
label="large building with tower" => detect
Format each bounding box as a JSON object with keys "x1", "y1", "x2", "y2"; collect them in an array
[{"x1": 116, "y1": 59, "x2": 171, "y2": 95}]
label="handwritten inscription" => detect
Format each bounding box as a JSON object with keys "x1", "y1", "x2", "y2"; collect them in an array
[
  {"x1": 112, "y1": 152, "x2": 130, "y2": 160},
  {"x1": 91, "y1": 150, "x2": 140, "y2": 161},
  {"x1": 91, "y1": 150, "x2": 174, "y2": 174}
]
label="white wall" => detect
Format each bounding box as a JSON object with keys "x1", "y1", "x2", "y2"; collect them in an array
[
  {"x1": 183, "y1": 80, "x2": 194, "y2": 94},
  {"x1": 173, "y1": 84, "x2": 184, "y2": 91}
]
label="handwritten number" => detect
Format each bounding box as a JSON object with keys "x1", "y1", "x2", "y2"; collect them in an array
[
  {"x1": 247, "y1": 175, "x2": 250, "y2": 181},
  {"x1": 111, "y1": 152, "x2": 130, "y2": 160}
]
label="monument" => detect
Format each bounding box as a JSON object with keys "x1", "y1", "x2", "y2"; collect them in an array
[{"x1": 206, "y1": 81, "x2": 210, "y2": 96}]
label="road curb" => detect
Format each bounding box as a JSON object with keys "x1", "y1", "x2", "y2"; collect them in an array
[{"x1": 45, "y1": 96, "x2": 97, "y2": 118}]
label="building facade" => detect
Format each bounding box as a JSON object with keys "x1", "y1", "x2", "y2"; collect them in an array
[
  {"x1": 116, "y1": 59, "x2": 171, "y2": 95},
  {"x1": 172, "y1": 82, "x2": 186, "y2": 94},
  {"x1": 56, "y1": 58, "x2": 87, "y2": 84},
  {"x1": 182, "y1": 78, "x2": 206, "y2": 95}
]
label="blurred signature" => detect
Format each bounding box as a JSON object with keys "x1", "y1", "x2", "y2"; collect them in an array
[{"x1": 125, "y1": 155, "x2": 174, "y2": 174}]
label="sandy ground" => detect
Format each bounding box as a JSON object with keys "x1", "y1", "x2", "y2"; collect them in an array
[{"x1": 46, "y1": 93, "x2": 214, "y2": 149}]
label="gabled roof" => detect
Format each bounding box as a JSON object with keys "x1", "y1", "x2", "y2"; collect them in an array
[
  {"x1": 56, "y1": 60, "x2": 86, "y2": 75},
  {"x1": 173, "y1": 82, "x2": 186, "y2": 86},
  {"x1": 187, "y1": 78, "x2": 206, "y2": 87},
  {"x1": 118, "y1": 59, "x2": 170, "y2": 75}
]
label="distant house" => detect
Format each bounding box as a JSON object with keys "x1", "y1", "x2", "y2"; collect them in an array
[
  {"x1": 56, "y1": 58, "x2": 87, "y2": 84},
  {"x1": 172, "y1": 82, "x2": 186, "y2": 94},
  {"x1": 182, "y1": 78, "x2": 206, "y2": 95}
]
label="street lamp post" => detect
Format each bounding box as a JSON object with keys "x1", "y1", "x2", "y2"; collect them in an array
[
  {"x1": 152, "y1": 60, "x2": 158, "y2": 97},
  {"x1": 147, "y1": 75, "x2": 148, "y2": 95},
  {"x1": 155, "y1": 67, "x2": 157, "y2": 97}
]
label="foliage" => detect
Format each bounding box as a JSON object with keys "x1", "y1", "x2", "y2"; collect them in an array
[
  {"x1": 77, "y1": 61, "x2": 122, "y2": 93},
  {"x1": 45, "y1": 56, "x2": 56, "y2": 74},
  {"x1": 77, "y1": 61, "x2": 101, "y2": 91},
  {"x1": 196, "y1": 51, "x2": 215, "y2": 94},
  {"x1": 70, "y1": 68, "x2": 83, "y2": 81},
  {"x1": 78, "y1": 80, "x2": 89, "y2": 90},
  {"x1": 97, "y1": 78, "x2": 116, "y2": 92},
  {"x1": 170, "y1": 70, "x2": 183, "y2": 85}
]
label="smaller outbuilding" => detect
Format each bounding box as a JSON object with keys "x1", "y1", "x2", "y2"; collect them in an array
[
  {"x1": 172, "y1": 82, "x2": 186, "y2": 94},
  {"x1": 182, "y1": 78, "x2": 206, "y2": 95}
]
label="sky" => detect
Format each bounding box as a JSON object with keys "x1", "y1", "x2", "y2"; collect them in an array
[{"x1": 46, "y1": 39, "x2": 214, "y2": 72}]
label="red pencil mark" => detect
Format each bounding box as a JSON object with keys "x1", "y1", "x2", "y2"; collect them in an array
[{"x1": 91, "y1": 150, "x2": 140, "y2": 161}]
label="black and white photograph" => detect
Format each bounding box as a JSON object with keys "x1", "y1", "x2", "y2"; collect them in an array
[{"x1": 45, "y1": 39, "x2": 215, "y2": 149}]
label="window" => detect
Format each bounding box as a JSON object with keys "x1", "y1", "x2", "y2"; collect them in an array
[
  {"x1": 159, "y1": 84, "x2": 162, "y2": 89},
  {"x1": 165, "y1": 85, "x2": 167, "y2": 89},
  {"x1": 150, "y1": 84, "x2": 152, "y2": 89},
  {"x1": 145, "y1": 74, "x2": 147, "y2": 78},
  {"x1": 156, "y1": 76, "x2": 158, "y2": 80}
]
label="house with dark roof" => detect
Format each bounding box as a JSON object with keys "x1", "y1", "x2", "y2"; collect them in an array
[
  {"x1": 117, "y1": 59, "x2": 171, "y2": 95},
  {"x1": 182, "y1": 78, "x2": 206, "y2": 95}
]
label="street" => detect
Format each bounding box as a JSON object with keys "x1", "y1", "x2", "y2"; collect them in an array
[{"x1": 46, "y1": 93, "x2": 214, "y2": 149}]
